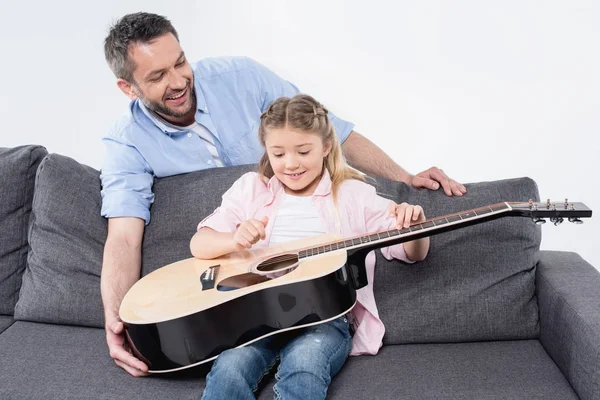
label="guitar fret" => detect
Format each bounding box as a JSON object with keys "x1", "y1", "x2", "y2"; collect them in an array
[
  {"x1": 369, "y1": 234, "x2": 380, "y2": 241},
  {"x1": 475, "y1": 207, "x2": 492, "y2": 215},
  {"x1": 446, "y1": 215, "x2": 462, "y2": 223},
  {"x1": 460, "y1": 211, "x2": 475, "y2": 219},
  {"x1": 421, "y1": 221, "x2": 434, "y2": 229}
]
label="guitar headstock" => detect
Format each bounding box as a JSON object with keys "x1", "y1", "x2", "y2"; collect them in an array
[{"x1": 509, "y1": 199, "x2": 592, "y2": 225}]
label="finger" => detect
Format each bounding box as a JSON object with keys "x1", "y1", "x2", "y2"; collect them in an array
[
  {"x1": 387, "y1": 202, "x2": 397, "y2": 217},
  {"x1": 394, "y1": 205, "x2": 405, "y2": 228},
  {"x1": 244, "y1": 223, "x2": 260, "y2": 240},
  {"x1": 404, "y1": 206, "x2": 413, "y2": 228},
  {"x1": 411, "y1": 175, "x2": 440, "y2": 191},
  {"x1": 237, "y1": 235, "x2": 253, "y2": 248},
  {"x1": 109, "y1": 344, "x2": 148, "y2": 372},
  {"x1": 450, "y1": 180, "x2": 464, "y2": 197},
  {"x1": 249, "y1": 219, "x2": 266, "y2": 240},
  {"x1": 239, "y1": 229, "x2": 257, "y2": 244},
  {"x1": 233, "y1": 233, "x2": 252, "y2": 249},
  {"x1": 412, "y1": 206, "x2": 422, "y2": 221},
  {"x1": 261, "y1": 216, "x2": 269, "y2": 226},
  {"x1": 114, "y1": 359, "x2": 149, "y2": 377},
  {"x1": 111, "y1": 321, "x2": 124, "y2": 335}
]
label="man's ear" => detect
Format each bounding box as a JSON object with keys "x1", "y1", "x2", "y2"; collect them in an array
[{"x1": 116, "y1": 79, "x2": 138, "y2": 100}]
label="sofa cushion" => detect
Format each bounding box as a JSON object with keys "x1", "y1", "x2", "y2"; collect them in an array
[
  {"x1": 0, "y1": 321, "x2": 207, "y2": 399},
  {"x1": 376, "y1": 177, "x2": 541, "y2": 344},
  {"x1": 327, "y1": 341, "x2": 577, "y2": 399},
  {"x1": 0, "y1": 145, "x2": 47, "y2": 315},
  {"x1": 14, "y1": 155, "x2": 255, "y2": 327},
  {"x1": 14, "y1": 154, "x2": 107, "y2": 327},
  {"x1": 0, "y1": 322, "x2": 577, "y2": 399}
]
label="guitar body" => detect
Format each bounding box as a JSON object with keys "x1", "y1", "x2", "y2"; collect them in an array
[{"x1": 120, "y1": 234, "x2": 356, "y2": 373}]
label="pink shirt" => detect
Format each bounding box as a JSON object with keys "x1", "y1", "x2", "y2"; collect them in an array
[{"x1": 197, "y1": 170, "x2": 413, "y2": 356}]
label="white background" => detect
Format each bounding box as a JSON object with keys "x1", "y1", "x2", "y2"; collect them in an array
[{"x1": 1, "y1": 1, "x2": 598, "y2": 269}]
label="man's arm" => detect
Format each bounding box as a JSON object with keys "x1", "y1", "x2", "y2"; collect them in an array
[
  {"x1": 341, "y1": 131, "x2": 466, "y2": 196},
  {"x1": 101, "y1": 217, "x2": 149, "y2": 377}
]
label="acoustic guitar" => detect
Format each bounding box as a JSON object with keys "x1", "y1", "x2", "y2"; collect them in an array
[{"x1": 119, "y1": 199, "x2": 591, "y2": 373}]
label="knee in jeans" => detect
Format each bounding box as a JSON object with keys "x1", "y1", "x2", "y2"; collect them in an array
[
  {"x1": 211, "y1": 348, "x2": 250, "y2": 377},
  {"x1": 284, "y1": 348, "x2": 328, "y2": 374}
]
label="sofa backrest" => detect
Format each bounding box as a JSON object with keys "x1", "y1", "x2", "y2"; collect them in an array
[
  {"x1": 14, "y1": 154, "x2": 541, "y2": 343},
  {"x1": 374, "y1": 177, "x2": 541, "y2": 344},
  {"x1": 0, "y1": 145, "x2": 47, "y2": 315}
]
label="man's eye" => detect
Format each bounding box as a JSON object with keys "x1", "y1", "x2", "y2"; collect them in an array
[
  {"x1": 176, "y1": 60, "x2": 185, "y2": 67},
  {"x1": 150, "y1": 74, "x2": 164, "y2": 82}
]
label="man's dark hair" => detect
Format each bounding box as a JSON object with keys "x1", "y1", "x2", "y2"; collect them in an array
[{"x1": 104, "y1": 12, "x2": 179, "y2": 82}]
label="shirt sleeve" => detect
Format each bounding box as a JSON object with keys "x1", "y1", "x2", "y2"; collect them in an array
[
  {"x1": 100, "y1": 138, "x2": 155, "y2": 225},
  {"x1": 360, "y1": 184, "x2": 414, "y2": 264},
  {"x1": 197, "y1": 173, "x2": 258, "y2": 233},
  {"x1": 246, "y1": 57, "x2": 355, "y2": 143}
]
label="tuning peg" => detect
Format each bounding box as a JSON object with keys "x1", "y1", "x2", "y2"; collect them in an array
[
  {"x1": 550, "y1": 217, "x2": 564, "y2": 226},
  {"x1": 568, "y1": 217, "x2": 583, "y2": 224},
  {"x1": 532, "y1": 217, "x2": 546, "y2": 225}
]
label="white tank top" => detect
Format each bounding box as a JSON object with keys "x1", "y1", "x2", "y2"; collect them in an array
[{"x1": 269, "y1": 193, "x2": 326, "y2": 246}]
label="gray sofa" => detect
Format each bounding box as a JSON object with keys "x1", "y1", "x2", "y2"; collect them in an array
[{"x1": 0, "y1": 144, "x2": 598, "y2": 400}]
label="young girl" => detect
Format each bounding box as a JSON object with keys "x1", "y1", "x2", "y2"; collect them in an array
[{"x1": 190, "y1": 94, "x2": 429, "y2": 400}]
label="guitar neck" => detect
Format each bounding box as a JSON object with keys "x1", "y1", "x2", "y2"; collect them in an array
[
  {"x1": 297, "y1": 199, "x2": 592, "y2": 259},
  {"x1": 298, "y1": 203, "x2": 512, "y2": 259}
]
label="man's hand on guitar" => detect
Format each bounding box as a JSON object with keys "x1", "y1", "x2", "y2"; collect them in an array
[
  {"x1": 389, "y1": 202, "x2": 426, "y2": 228},
  {"x1": 233, "y1": 216, "x2": 269, "y2": 250},
  {"x1": 105, "y1": 314, "x2": 149, "y2": 377}
]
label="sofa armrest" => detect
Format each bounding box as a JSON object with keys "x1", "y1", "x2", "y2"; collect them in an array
[{"x1": 536, "y1": 250, "x2": 600, "y2": 400}]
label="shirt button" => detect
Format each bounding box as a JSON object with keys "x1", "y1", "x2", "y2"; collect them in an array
[
  {"x1": 187, "y1": 133, "x2": 193, "y2": 138},
  {"x1": 207, "y1": 160, "x2": 213, "y2": 165}
]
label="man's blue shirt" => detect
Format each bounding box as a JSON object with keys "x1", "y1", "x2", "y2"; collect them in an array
[{"x1": 100, "y1": 57, "x2": 354, "y2": 224}]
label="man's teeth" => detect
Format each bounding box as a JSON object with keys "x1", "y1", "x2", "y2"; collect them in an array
[{"x1": 167, "y1": 91, "x2": 185, "y2": 100}]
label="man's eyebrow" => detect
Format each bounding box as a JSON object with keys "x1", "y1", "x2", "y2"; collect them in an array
[{"x1": 145, "y1": 52, "x2": 186, "y2": 79}]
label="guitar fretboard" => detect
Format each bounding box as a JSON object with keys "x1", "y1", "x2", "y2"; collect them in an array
[{"x1": 297, "y1": 203, "x2": 511, "y2": 259}]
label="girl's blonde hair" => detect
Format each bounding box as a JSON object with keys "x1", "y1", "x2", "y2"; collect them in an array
[{"x1": 258, "y1": 94, "x2": 364, "y2": 200}]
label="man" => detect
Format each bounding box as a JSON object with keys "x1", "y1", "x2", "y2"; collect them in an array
[{"x1": 101, "y1": 12, "x2": 466, "y2": 377}]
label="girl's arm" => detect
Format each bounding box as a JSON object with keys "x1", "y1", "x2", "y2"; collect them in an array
[
  {"x1": 191, "y1": 216, "x2": 269, "y2": 260},
  {"x1": 190, "y1": 228, "x2": 237, "y2": 259}
]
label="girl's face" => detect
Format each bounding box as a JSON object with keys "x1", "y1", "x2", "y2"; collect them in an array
[{"x1": 264, "y1": 128, "x2": 332, "y2": 196}]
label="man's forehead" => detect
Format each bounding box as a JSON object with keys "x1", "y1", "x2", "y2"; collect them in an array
[{"x1": 129, "y1": 34, "x2": 182, "y2": 75}]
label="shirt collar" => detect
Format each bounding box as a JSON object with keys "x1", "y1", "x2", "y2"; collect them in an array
[
  {"x1": 266, "y1": 168, "x2": 333, "y2": 202},
  {"x1": 136, "y1": 76, "x2": 209, "y2": 136}
]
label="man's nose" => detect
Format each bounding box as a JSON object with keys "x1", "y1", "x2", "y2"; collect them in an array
[{"x1": 169, "y1": 69, "x2": 187, "y2": 90}]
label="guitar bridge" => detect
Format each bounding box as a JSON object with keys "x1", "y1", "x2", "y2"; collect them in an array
[{"x1": 200, "y1": 265, "x2": 220, "y2": 290}]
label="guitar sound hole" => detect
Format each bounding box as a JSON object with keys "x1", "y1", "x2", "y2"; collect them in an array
[
  {"x1": 256, "y1": 254, "x2": 299, "y2": 273},
  {"x1": 217, "y1": 273, "x2": 270, "y2": 291}
]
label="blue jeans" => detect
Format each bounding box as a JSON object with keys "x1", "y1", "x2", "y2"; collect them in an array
[{"x1": 201, "y1": 316, "x2": 352, "y2": 400}]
